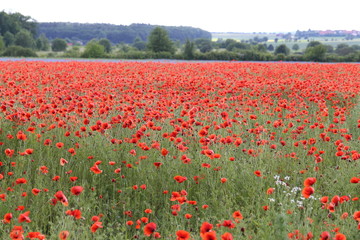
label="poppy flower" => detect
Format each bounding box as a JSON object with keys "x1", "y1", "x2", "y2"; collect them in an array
[
  {"x1": 302, "y1": 186, "x2": 314, "y2": 198},
  {"x1": 221, "y1": 232, "x2": 233, "y2": 240},
  {"x1": 303, "y1": 177, "x2": 317, "y2": 187},
  {"x1": 174, "y1": 175, "x2": 187, "y2": 183},
  {"x1": 354, "y1": 211, "x2": 360, "y2": 221},
  {"x1": 176, "y1": 230, "x2": 190, "y2": 240},
  {"x1": 3, "y1": 213, "x2": 13, "y2": 223},
  {"x1": 18, "y1": 211, "x2": 31, "y2": 223},
  {"x1": 59, "y1": 231, "x2": 70, "y2": 240},
  {"x1": 26, "y1": 232, "x2": 46, "y2": 239},
  {"x1": 90, "y1": 221, "x2": 103, "y2": 233},
  {"x1": 60, "y1": 158, "x2": 68, "y2": 166},
  {"x1": 90, "y1": 164, "x2": 103, "y2": 174},
  {"x1": 202, "y1": 231, "x2": 217, "y2": 240},
  {"x1": 254, "y1": 170, "x2": 262, "y2": 177},
  {"x1": 334, "y1": 233, "x2": 346, "y2": 240},
  {"x1": 70, "y1": 186, "x2": 84, "y2": 195},
  {"x1": 200, "y1": 222, "x2": 213, "y2": 236},
  {"x1": 9, "y1": 226, "x2": 24, "y2": 240},
  {"x1": 143, "y1": 222, "x2": 157, "y2": 236},
  {"x1": 54, "y1": 191, "x2": 69, "y2": 206},
  {"x1": 319, "y1": 231, "x2": 330, "y2": 240}
]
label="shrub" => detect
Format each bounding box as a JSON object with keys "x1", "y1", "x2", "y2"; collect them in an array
[{"x1": 1, "y1": 46, "x2": 37, "y2": 57}]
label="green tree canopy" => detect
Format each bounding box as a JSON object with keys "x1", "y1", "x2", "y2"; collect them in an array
[
  {"x1": 3, "y1": 31, "x2": 15, "y2": 47},
  {"x1": 183, "y1": 39, "x2": 195, "y2": 60},
  {"x1": 195, "y1": 38, "x2": 213, "y2": 53},
  {"x1": 14, "y1": 30, "x2": 35, "y2": 48},
  {"x1": 292, "y1": 44, "x2": 299, "y2": 51},
  {"x1": 304, "y1": 44, "x2": 327, "y2": 62},
  {"x1": 0, "y1": 36, "x2": 4, "y2": 51},
  {"x1": 306, "y1": 41, "x2": 321, "y2": 49},
  {"x1": 81, "y1": 41, "x2": 105, "y2": 58},
  {"x1": 36, "y1": 34, "x2": 50, "y2": 51},
  {"x1": 52, "y1": 38, "x2": 67, "y2": 52},
  {"x1": 132, "y1": 37, "x2": 147, "y2": 51},
  {"x1": 98, "y1": 38, "x2": 111, "y2": 53},
  {"x1": 147, "y1": 27, "x2": 174, "y2": 53},
  {"x1": 275, "y1": 44, "x2": 290, "y2": 55}
]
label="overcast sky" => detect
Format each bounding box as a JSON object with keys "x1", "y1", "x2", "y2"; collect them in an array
[{"x1": 2, "y1": 0, "x2": 359, "y2": 33}]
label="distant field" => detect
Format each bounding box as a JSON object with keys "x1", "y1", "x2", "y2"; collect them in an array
[{"x1": 212, "y1": 32, "x2": 360, "y2": 51}]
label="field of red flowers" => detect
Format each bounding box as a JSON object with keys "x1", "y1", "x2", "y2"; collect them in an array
[{"x1": 0, "y1": 61, "x2": 359, "y2": 239}]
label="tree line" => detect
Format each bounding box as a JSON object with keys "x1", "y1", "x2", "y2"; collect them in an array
[
  {"x1": 38, "y1": 22, "x2": 212, "y2": 44},
  {"x1": 1, "y1": 11, "x2": 360, "y2": 62}
]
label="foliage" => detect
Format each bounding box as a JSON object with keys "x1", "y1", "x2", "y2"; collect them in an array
[
  {"x1": 132, "y1": 37, "x2": 147, "y2": 51},
  {"x1": 14, "y1": 30, "x2": 35, "y2": 49},
  {"x1": 98, "y1": 38, "x2": 112, "y2": 53},
  {"x1": 0, "y1": 11, "x2": 37, "y2": 37},
  {"x1": 51, "y1": 38, "x2": 67, "y2": 52},
  {"x1": 304, "y1": 44, "x2": 328, "y2": 62},
  {"x1": 274, "y1": 44, "x2": 290, "y2": 55},
  {"x1": 35, "y1": 34, "x2": 50, "y2": 51},
  {"x1": 3, "y1": 31, "x2": 15, "y2": 47},
  {"x1": 147, "y1": 27, "x2": 174, "y2": 53},
  {"x1": 81, "y1": 41, "x2": 106, "y2": 58},
  {"x1": 0, "y1": 36, "x2": 4, "y2": 51},
  {"x1": 195, "y1": 38, "x2": 213, "y2": 53},
  {"x1": 62, "y1": 46, "x2": 81, "y2": 58},
  {"x1": 292, "y1": 44, "x2": 299, "y2": 51},
  {"x1": 183, "y1": 39, "x2": 195, "y2": 60},
  {"x1": 38, "y1": 22, "x2": 211, "y2": 44},
  {"x1": 1, "y1": 45, "x2": 37, "y2": 57}
]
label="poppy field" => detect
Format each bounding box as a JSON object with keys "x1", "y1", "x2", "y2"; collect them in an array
[{"x1": 0, "y1": 61, "x2": 359, "y2": 239}]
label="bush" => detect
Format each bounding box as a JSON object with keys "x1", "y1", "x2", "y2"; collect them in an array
[
  {"x1": 1, "y1": 46, "x2": 37, "y2": 57},
  {"x1": 81, "y1": 41, "x2": 106, "y2": 58}
]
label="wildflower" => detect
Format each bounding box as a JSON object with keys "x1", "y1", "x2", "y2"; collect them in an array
[
  {"x1": 143, "y1": 222, "x2": 157, "y2": 236},
  {"x1": 176, "y1": 230, "x2": 190, "y2": 240}
]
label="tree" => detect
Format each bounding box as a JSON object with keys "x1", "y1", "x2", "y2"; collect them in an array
[
  {"x1": 274, "y1": 44, "x2": 290, "y2": 55},
  {"x1": 306, "y1": 41, "x2": 321, "y2": 49},
  {"x1": 267, "y1": 44, "x2": 274, "y2": 51},
  {"x1": 0, "y1": 36, "x2": 4, "y2": 51},
  {"x1": 3, "y1": 31, "x2": 15, "y2": 47},
  {"x1": 304, "y1": 44, "x2": 327, "y2": 62},
  {"x1": 81, "y1": 41, "x2": 105, "y2": 58},
  {"x1": 147, "y1": 27, "x2": 174, "y2": 53},
  {"x1": 292, "y1": 44, "x2": 299, "y2": 51},
  {"x1": 14, "y1": 30, "x2": 35, "y2": 48},
  {"x1": 98, "y1": 38, "x2": 111, "y2": 53},
  {"x1": 183, "y1": 39, "x2": 195, "y2": 60},
  {"x1": 195, "y1": 38, "x2": 213, "y2": 53},
  {"x1": 132, "y1": 37, "x2": 146, "y2": 50},
  {"x1": 52, "y1": 38, "x2": 67, "y2": 52},
  {"x1": 36, "y1": 34, "x2": 50, "y2": 51},
  {"x1": 335, "y1": 43, "x2": 354, "y2": 56}
]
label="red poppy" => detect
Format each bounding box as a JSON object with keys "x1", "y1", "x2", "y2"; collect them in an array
[
  {"x1": 70, "y1": 186, "x2": 84, "y2": 195},
  {"x1": 90, "y1": 164, "x2": 103, "y2": 174},
  {"x1": 143, "y1": 222, "x2": 157, "y2": 236},
  {"x1": 18, "y1": 211, "x2": 31, "y2": 223},
  {"x1": 3, "y1": 213, "x2": 13, "y2": 223},
  {"x1": 221, "y1": 232, "x2": 233, "y2": 240},
  {"x1": 174, "y1": 175, "x2": 187, "y2": 183},
  {"x1": 54, "y1": 191, "x2": 69, "y2": 206},
  {"x1": 202, "y1": 231, "x2": 217, "y2": 240},
  {"x1": 90, "y1": 221, "x2": 103, "y2": 233},
  {"x1": 334, "y1": 233, "x2": 346, "y2": 240},
  {"x1": 319, "y1": 231, "x2": 330, "y2": 240},
  {"x1": 176, "y1": 230, "x2": 190, "y2": 240},
  {"x1": 302, "y1": 186, "x2": 315, "y2": 198},
  {"x1": 59, "y1": 231, "x2": 70, "y2": 240},
  {"x1": 303, "y1": 177, "x2": 317, "y2": 187}
]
